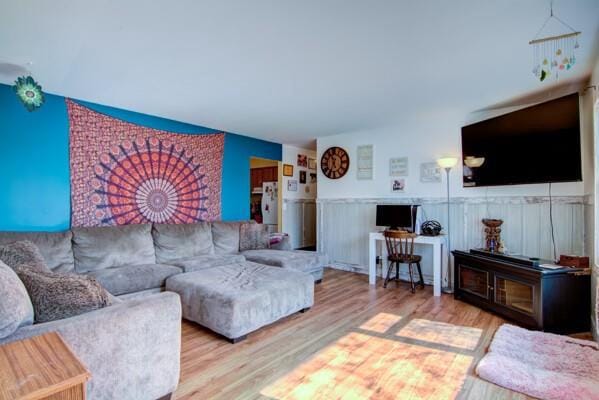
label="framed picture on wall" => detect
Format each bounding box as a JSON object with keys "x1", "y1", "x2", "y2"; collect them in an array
[
  {"x1": 420, "y1": 162, "x2": 442, "y2": 183},
  {"x1": 299, "y1": 170, "x2": 307, "y2": 184},
  {"x1": 357, "y1": 144, "x2": 374, "y2": 180},
  {"x1": 391, "y1": 178, "x2": 406, "y2": 193},
  {"x1": 283, "y1": 164, "x2": 294, "y2": 177},
  {"x1": 389, "y1": 157, "x2": 409, "y2": 176},
  {"x1": 310, "y1": 173, "x2": 317, "y2": 183},
  {"x1": 308, "y1": 158, "x2": 317, "y2": 170},
  {"x1": 287, "y1": 180, "x2": 298, "y2": 191},
  {"x1": 297, "y1": 154, "x2": 307, "y2": 167}
]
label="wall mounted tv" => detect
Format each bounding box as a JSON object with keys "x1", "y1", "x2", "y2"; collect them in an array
[{"x1": 461, "y1": 93, "x2": 581, "y2": 187}]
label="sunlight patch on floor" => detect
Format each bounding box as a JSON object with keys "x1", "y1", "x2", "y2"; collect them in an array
[
  {"x1": 261, "y1": 330, "x2": 474, "y2": 400},
  {"x1": 396, "y1": 319, "x2": 483, "y2": 351},
  {"x1": 359, "y1": 312, "x2": 402, "y2": 334}
]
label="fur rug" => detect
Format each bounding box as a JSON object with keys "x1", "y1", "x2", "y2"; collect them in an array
[{"x1": 476, "y1": 324, "x2": 599, "y2": 400}]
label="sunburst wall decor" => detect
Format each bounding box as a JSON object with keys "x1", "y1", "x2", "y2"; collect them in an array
[{"x1": 13, "y1": 75, "x2": 45, "y2": 111}]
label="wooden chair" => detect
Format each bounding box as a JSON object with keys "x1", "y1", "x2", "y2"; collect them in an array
[{"x1": 383, "y1": 230, "x2": 425, "y2": 293}]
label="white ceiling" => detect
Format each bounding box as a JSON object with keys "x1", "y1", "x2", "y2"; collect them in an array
[{"x1": 1, "y1": 1, "x2": 598, "y2": 148}]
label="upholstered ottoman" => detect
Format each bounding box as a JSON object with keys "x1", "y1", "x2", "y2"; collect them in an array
[
  {"x1": 240, "y1": 250, "x2": 328, "y2": 283},
  {"x1": 165, "y1": 261, "x2": 314, "y2": 342}
]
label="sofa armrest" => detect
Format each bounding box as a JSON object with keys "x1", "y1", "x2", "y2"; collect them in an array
[
  {"x1": 269, "y1": 233, "x2": 293, "y2": 251},
  {"x1": 1, "y1": 292, "x2": 182, "y2": 400}
]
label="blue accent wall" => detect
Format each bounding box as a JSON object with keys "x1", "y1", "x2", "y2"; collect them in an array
[{"x1": 0, "y1": 83, "x2": 281, "y2": 231}]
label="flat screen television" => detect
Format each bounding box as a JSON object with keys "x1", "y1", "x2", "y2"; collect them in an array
[
  {"x1": 461, "y1": 93, "x2": 581, "y2": 187},
  {"x1": 375, "y1": 205, "x2": 419, "y2": 231}
]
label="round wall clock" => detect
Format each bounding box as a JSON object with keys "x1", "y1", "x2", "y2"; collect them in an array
[{"x1": 321, "y1": 146, "x2": 350, "y2": 179}]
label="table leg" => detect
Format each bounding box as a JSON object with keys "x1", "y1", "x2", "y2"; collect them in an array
[
  {"x1": 433, "y1": 243, "x2": 441, "y2": 297},
  {"x1": 369, "y1": 235, "x2": 376, "y2": 285}
]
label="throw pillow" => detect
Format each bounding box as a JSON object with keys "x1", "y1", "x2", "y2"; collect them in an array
[
  {"x1": 15, "y1": 265, "x2": 113, "y2": 323},
  {"x1": 0, "y1": 260, "x2": 34, "y2": 338},
  {"x1": 0, "y1": 240, "x2": 50, "y2": 272},
  {"x1": 239, "y1": 223, "x2": 270, "y2": 251}
]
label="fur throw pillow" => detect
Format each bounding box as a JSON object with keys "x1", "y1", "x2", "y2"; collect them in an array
[
  {"x1": 0, "y1": 240, "x2": 50, "y2": 272},
  {"x1": 239, "y1": 223, "x2": 270, "y2": 251},
  {"x1": 0, "y1": 261, "x2": 34, "y2": 338},
  {"x1": 15, "y1": 265, "x2": 112, "y2": 323}
]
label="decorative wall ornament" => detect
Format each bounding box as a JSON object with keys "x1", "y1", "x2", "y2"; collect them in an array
[
  {"x1": 13, "y1": 76, "x2": 45, "y2": 111},
  {"x1": 530, "y1": 2, "x2": 580, "y2": 82},
  {"x1": 420, "y1": 162, "x2": 441, "y2": 183},
  {"x1": 389, "y1": 157, "x2": 409, "y2": 176},
  {"x1": 67, "y1": 100, "x2": 224, "y2": 226},
  {"x1": 356, "y1": 144, "x2": 374, "y2": 180}
]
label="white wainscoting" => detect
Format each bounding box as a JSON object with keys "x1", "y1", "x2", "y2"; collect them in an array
[
  {"x1": 283, "y1": 199, "x2": 316, "y2": 249},
  {"x1": 317, "y1": 196, "x2": 586, "y2": 281}
]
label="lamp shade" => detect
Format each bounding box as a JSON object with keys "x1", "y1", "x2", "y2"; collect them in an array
[
  {"x1": 437, "y1": 157, "x2": 458, "y2": 169},
  {"x1": 464, "y1": 156, "x2": 485, "y2": 168}
]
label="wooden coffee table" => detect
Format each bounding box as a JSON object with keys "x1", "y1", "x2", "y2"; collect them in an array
[{"x1": 0, "y1": 332, "x2": 91, "y2": 400}]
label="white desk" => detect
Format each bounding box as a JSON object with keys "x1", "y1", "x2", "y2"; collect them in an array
[{"x1": 368, "y1": 232, "x2": 447, "y2": 296}]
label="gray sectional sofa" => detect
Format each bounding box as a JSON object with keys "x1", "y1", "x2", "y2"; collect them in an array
[{"x1": 0, "y1": 221, "x2": 328, "y2": 400}]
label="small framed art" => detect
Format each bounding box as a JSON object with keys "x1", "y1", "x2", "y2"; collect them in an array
[
  {"x1": 299, "y1": 170, "x2": 307, "y2": 184},
  {"x1": 283, "y1": 164, "x2": 294, "y2": 177}
]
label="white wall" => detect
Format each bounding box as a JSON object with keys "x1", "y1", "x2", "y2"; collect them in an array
[
  {"x1": 317, "y1": 101, "x2": 590, "y2": 200},
  {"x1": 587, "y1": 57, "x2": 599, "y2": 340}
]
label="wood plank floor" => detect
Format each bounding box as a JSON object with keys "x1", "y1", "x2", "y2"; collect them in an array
[{"x1": 175, "y1": 268, "x2": 530, "y2": 400}]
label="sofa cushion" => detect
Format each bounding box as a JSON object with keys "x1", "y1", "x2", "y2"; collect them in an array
[
  {"x1": 167, "y1": 254, "x2": 246, "y2": 273},
  {"x1": 241, "y1": 249, "x2": 329, "y2": 274},
  {"x1": 85, "y1": 264, "x2": 182, "y2": 296},
  {"x1": 15, "y1": 266, "x2": 113, "y2": 323},
  {"x1": 0, "y1": 231, "x2": 74, "y2": 272},
  {"x1": 0, "y1": 240, "x2": 50, "y2": 272},
  {"x1": 0, "y1": 261, "x2": 34, "y2": 338},
  {"x1": 211, "y1": 222, "x2": 243, "y2": 254},
  {"x1": 152, "y1": 222, "x2": 214, "y2": 263},
  {"x1": 72, "y1": 224, "x2": 156, "y2": 272},
  {"x1": 239, "y1": 223, "x2": 270, "y2": 251},
  {"x1": 165, "y1": 261, "x2": 314, "y2": 339}
]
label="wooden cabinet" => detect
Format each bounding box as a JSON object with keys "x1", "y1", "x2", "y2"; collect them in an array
[
  {"x1": 250, "y1": 167, "x2": 277, "y2": 190},
  {"x1": 0, "y1": 332, "x2": 90, "y2": 400},
  {"x1": 453, "y1": 250, "x2": 590, "y2": 334}
]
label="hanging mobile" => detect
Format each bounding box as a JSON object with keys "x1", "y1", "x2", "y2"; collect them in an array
[{"x1": 529, "y1": 0, "x2": 581, "y2": 82}]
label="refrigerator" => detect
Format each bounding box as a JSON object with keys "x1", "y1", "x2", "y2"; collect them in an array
[{"x1": 261, "y1": 181, "x2": 278, "y2": 233}]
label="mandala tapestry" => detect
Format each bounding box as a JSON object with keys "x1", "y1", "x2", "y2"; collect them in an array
[{"x1": 68, "y1": 100, "x2": 224, "y2": 226}]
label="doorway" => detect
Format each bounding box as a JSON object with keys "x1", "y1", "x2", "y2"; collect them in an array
[{"x1": 249, "y1": 157, "x2": 282, "y2": 233}]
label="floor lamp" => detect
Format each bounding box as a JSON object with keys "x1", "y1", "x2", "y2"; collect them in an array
[{"x1": 437, "y1": 157, "x2": 458, "y2": 293}]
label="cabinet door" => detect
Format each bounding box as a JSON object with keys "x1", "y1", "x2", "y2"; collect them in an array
[
  {"x1": 457, "y1": 264, "x2": 490, "y2": 300},
  {"x1": 263, "y1": 167, "x2": 274, "y2": 182},
  {"x1": 494, "y1": 274, "x2": 536, "y2": 316}
]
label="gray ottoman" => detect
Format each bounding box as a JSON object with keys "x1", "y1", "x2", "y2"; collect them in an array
[
  {"x1": 165, "y1": 261, "x2": 314, "y2": 342},
  {"x1": 240, "y1": 250, "x2": 328, "y2": 283}
]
